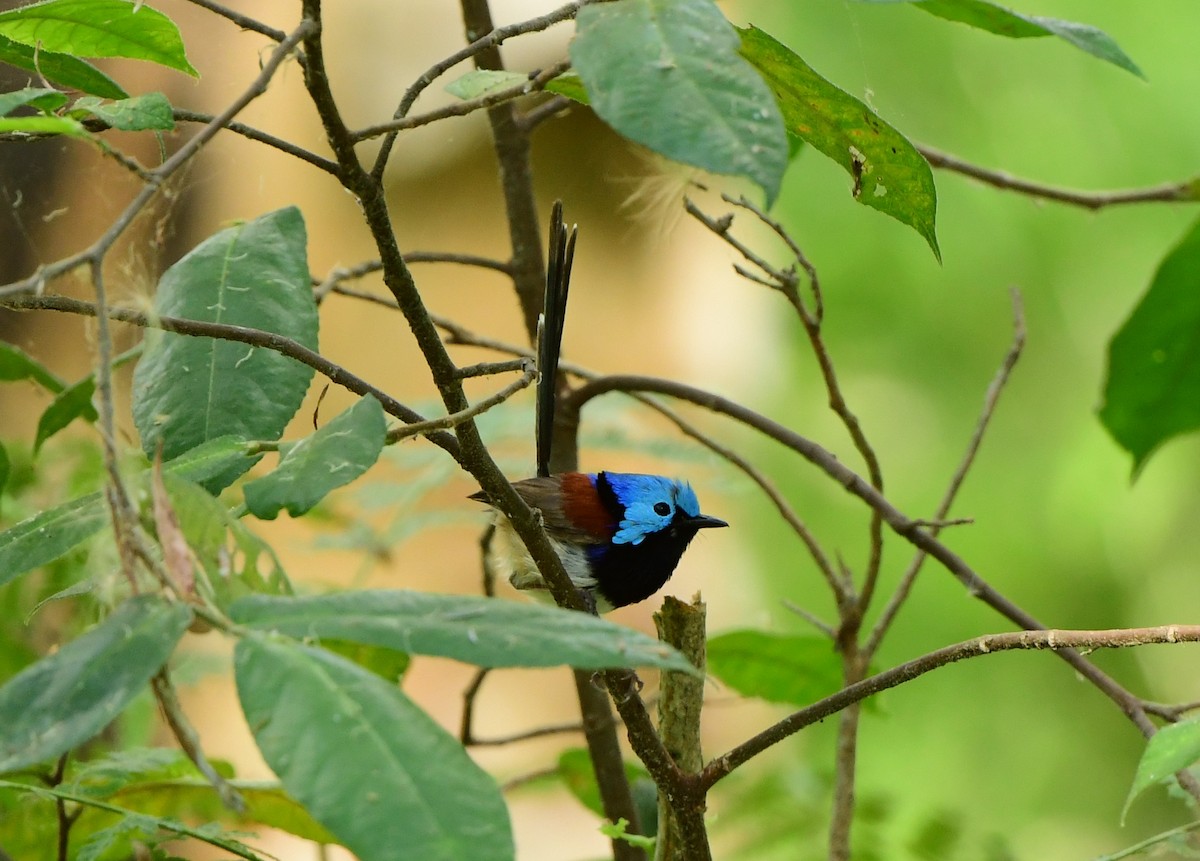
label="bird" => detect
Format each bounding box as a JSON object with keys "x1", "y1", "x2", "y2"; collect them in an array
[{"x1": 470, "y1": 201, "x2": 727, "y2": 612}]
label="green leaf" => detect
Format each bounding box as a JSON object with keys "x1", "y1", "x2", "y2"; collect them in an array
[
  {"x1": 235, "y1": 636, "x2": 514, "y2": 861},
  {"x1": 0, "y1": 778, "x2": 270, "y2": 860},
  {"x1": 0, "y1": 341, "x2": 65, "y2": 391},
  {"x1": 64, "y1": 747, "x2": 200, "y2": 798},
  {"x1": 707, "y1": 629, "x2": 843, "y2": 706},
  {"x1": 1124, "y1": 718, "x2": 1200, "y2": 819},
  {"x1": 0, "y1": 491, "x2": 108, "y2": 590},
  {"x1": 132, "y1": 207, "x2": 317, "y2": 492},
  {"x1": 320, "y1": 639, "x2": 410, "y2": 682},
  {"x1": 547, "y1": 71, "x2": 589, "y2": 105},
  {"x1": 162, "y1": 435, "x2": 258, "y2": 487},
  {"x1": 0, "y1": 86, "x2": 67, "y2": 116},
  {"x1": 1100, "y1": 216, "x2": 1200, "y2": 473},
  {"x1": 445, "y1": 69, "x2": 524, "y2": 100},
  {"x1": 113, "y1": 778, "x2": 337, "y2": 844},
  {"x1": 0, "y1": 438, "x2": 255, "y2": 590},
  {"x1": 230, "y1": 590, "x2": 699, "y2": 673},
  {"x1": 571, "y1": 0, "x2": 787, "y2": 204},
  {"x1": 0, "y1": 33, "x2": 127, "y2": 99},
  {"x1": 0, "y1": 595, "x2": 191, "y2": 773},
  {"x1": 0, "y1": 0, "x2": 197, "y2": 77},
  {"x1": 244, "y1": 395, "x2": 386, "y2": 519},
  {"x1": 34, "y1": 375, "x2": 97, "y2": 453},
  {"x1": 76, "y1": 811, "x2": 163, "y2": 861},
  {"x1": 0, "y1": 113, "x2": 87, "y2": 136},
  {"x1": 889, "y1": 0, "x2": 1144, "y2": 78},
  {"x1": 737, "y1": 26, "x2": 940, "y2": 260},
  {"x1": 71, "y1": 91, "x2": 174, "y2": 131},
  {"x1": 558, "y1": 748, "x2": 654, "y2": 822}
]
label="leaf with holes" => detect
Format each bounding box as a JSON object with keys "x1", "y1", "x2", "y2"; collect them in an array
[
  {"x1": 738, "y1": 25, "x2": 939, "y2": 260},
  {"x1": 132, "y1": 207, "x2": 316, "y2": 491}
]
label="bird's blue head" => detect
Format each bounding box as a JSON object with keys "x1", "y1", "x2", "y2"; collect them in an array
[{"x1": 599, "y1": 473, "x2": 721, "y2": 545}]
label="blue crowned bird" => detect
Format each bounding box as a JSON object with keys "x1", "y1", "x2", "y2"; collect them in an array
[{"x1": 470, "y1": 202, "x2": 726, "y2": 612}]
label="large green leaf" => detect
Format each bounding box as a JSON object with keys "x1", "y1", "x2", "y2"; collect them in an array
[
  {"x1": 738, "y1": 26, "x2": 939, "y2": 260},
  {"x1": 571, "y1": 0, "x2": 787, "y2": 204},
  {"x1": 1124, "y1": 718, "x2": 1200, "y2": 818},
  {"x1": 230, "y1": 590, "x2": 698, "y2": 673},
  {"x1": 132, "y1": 207, "x2": 317, "y2": 491},
  {"x1": 707, "y1": 629, "x2": 843, "y2": 706},
  {"x1": 0, "y1": 595, "x2": 191, "y2": 773},
  {"x1": 235, "y1": 636, "x2": 514, "y2": 861},
  {"x1": 858, "y1": 0, "x2": 1143, "y2": 78},
  {"x1": 0, "y1": 33, "x2": 126, "y2": 98},
  {"x1": 244, "y1": 395, "x2": 386, "y2": 519},
  {"x1": 0, "y1": 0, "x2": 196, "y2": 76},
  {"x1": 1100, "y1": 216, "x2": 1200, "y2": 474}
]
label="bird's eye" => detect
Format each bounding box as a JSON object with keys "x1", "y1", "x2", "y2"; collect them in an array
[{"x1": 653, "y1": 502, "x2": 671, "y2": 516}]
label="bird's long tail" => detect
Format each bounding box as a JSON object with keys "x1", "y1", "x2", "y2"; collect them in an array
[{"x1": 536, "y1": 200, "x2": 576, "y2": 478}]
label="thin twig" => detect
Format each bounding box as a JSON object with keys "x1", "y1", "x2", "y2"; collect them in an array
[
  {"x1": 184, "y1": 0, "x2": 286, "y2": 41},
  {"x1": 414, "y1": 308, "x2": 846, "y2": 596},
  {"x1": 867, "y1": 288, "x2": 1026, "y2": 655},
  {"x1": 562, "y1": 374, "x2": 1173, "y2": 750},
  {"x1": 919, "y1": 145, "x2": 1198, "y2": 210},
  {"x1": 460, "y1": 668, "x2": 582, "y2": 746},
  {"x1": 151, "y1": 671, "x2": 246, "y2": 813},
  {"x1": 3, "y1": 293, "x2": 463, "y2": 461},
  {"x1": 386, "y1": 364, "x2": 535, "y2": 443},
  {"x1": 370, "y1": 0, "x2": 582, "y2": 178},
  {"x1": 701, "y1": 623, "x2": 1200, "y2": 789},
  {"x1": 173, "y1": 109, "x2": 339, "y2": 174},
  {"x1": 0, "y1": 19, "x2": 315, "y2": 301},
  {"x1": 352, "y1": 59, "x2": 572, "y2": 142}
]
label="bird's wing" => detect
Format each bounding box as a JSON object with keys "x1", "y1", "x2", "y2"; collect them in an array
[{"x1": 510, "y1": 475, "x2": 610, "y2": 546}]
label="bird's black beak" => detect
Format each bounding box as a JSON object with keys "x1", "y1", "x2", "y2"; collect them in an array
[{"x1": 685, "y1": 513, "x2": 728, "y2": 530}]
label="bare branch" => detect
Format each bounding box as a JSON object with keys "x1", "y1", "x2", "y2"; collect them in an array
[
  {"x1": 0, "y1": 19, "x2": 316, "y2": 301},
  {"x1": 387, "y1": 363, "x2": 534, "y2": 444},
  {"x1": 370, "y1": 0, "x2": 582, "y2": 178},
  {"x1": 3, "y1": 293, "x2": 462, "y2": 461},
  {"x1": 702, "y1": 624, "x2": 1200, "y2": 788},
  {"x1": 352, "y1": 59, "x2": 572, "y2": 143},
  {"x1": 184, "y1": 0, "x2": 286, "y2": 41},
  {"x1": 920, "y1": 145, "x2": 1199, "y2": 210}
]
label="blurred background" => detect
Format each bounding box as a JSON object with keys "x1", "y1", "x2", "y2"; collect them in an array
[{"x1": 2, "y1": 0, "x2": 1199, "y2": 858}]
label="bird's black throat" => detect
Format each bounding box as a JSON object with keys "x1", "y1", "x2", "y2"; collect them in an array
[{"x1": 590, "y1": 522, "x2": 704, "y2": 609}]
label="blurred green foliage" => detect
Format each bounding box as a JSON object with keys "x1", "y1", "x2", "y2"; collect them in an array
[{"x1": 732, "y1": 1, "x2": 1200, "y2": 856}]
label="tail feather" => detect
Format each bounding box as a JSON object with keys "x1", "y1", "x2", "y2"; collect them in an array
[{"x1": 536, "y1": 200, "x2": 576, "y2": 478}]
